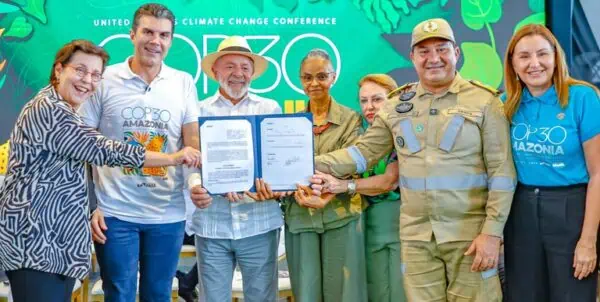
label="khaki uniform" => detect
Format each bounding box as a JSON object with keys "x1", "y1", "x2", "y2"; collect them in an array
[
  {"x1": 284, "y1": 98, "x2": 368, "y2": 302},
  {"x1": 315, "y1": 73, "x2": 516, "y2": 301}
]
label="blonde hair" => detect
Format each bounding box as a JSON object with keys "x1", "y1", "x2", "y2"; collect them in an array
[
  {"x1": 358, "y1": 74, "x2": 398, "y2": 93},
  {"x1": 504, "y1": 24, "x2": 600, "y2": 120}
]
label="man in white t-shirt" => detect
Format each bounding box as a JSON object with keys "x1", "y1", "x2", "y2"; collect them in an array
[{"x1": 78, "y1": 3, "x2": 199, "y2": 301}]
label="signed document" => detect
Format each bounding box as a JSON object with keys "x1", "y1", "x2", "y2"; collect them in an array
[{"x1": 199, "y1": 113, "x2": 314, "y2": 194}]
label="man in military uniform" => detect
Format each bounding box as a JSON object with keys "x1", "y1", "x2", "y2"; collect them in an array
[{"x1": 315, "y1": 18, "x2": 516, "y2": 301}]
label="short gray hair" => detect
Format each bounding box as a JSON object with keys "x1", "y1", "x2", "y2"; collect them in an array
[{"x1": 300, "y1": 48, "x2": 334, "y2": 72}]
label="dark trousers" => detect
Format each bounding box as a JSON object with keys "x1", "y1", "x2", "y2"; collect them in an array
[
  {"x1": 181, "y1": 234, "x2": 199, "y2": 289},
  {"x1": 504, "y1": 183, "x2": 598, "y2": 302},
  {"x1": 6, "y1": 268, "x2": 76, "y2": 302}
]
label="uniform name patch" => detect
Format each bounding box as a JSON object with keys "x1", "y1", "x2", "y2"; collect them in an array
[{"x1": 447, "y1": 108, "x2": 483, "y2": 118}]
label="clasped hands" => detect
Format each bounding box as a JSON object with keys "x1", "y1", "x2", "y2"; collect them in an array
[
  {"x1": 190, "y1": 172, "x2": 342, "y2": 210},
  {"x1": 171, "y1": 146, "x2": 201, "y2": 168}
]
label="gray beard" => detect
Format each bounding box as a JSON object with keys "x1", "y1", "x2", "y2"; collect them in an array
[{"x1": 218, "y1": 77, "x2": 249, "y2": 100}]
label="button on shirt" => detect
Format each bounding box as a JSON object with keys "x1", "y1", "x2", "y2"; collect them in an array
[
  {"x1": 192, "y1": 91, "x2": 283, "y2": 239},
  {"x1": 510, "y1": 85, "x2": 600, "y2": 186},
  {"x1": 316, "y1": 74, "x2": 516, "y2": 243}
]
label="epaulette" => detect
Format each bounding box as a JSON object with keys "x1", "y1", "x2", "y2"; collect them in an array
[
  {"x1": 387, "y1": 82, "x2": 417, "y2": 99},
  {"x1": 468, "y1": 80, "x2": 500, "y2": 96}
]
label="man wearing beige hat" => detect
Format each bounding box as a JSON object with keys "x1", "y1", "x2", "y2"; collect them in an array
[
  {"x1": 188, "y1": 35, "x2": 285, "y2": 302},
  {"x1": 313, "y1": 18, "x2": 516, "y2": 301}
]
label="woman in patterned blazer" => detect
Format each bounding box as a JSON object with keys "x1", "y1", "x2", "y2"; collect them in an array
[{"x1": 0, "y1": 39, "x2": 200, "y2": 302}]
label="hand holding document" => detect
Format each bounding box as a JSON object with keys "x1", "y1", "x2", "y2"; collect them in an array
[{"x1": 199, "y1": 113, "x2": 314, "y2": 195}]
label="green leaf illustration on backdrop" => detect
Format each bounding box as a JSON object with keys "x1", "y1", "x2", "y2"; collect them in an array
[
  {"x1": 19, "y1": 0, "x2": 46, "y2": 23},
  {"x1": 459, "y1": 42, "x2": 503, "y2": 88},
  {"x1": 273, "y1": 0, "x2": 298, "y2": 12},
  {"x1": 514, "y1": 12, "x2": 545, "y2": 33},
  {"x1": 4, "y1": 16, "x2": 32, "y2": 39},
  {"x1": 6, "y1": 0, "x2": 26, "y2": 6},
  {"x1": 461, "y1": 0, "x2": 502, "y2": 30},
  {"x1": 249, "y1": 0, "x2": 300, "y2": 12},
  {"x1": 249, "y1": 0, "x2": 264, "y2": 12},
  {"x1": 460, "y1": 0, "x2": 503, "y2": 88},
  {"x1": 461, "y1": 0, "x2": 502, "y2": 49},
  {"x1": 528, "y1": 0, "x2": 543, "y2": 13},
  {"x1": 0, "y1": 74, "x2": 6, "y2": 91},
  {"x1": 353, "y1": 0, "x2": 426, "y2": 33},
  {"x1": 0, "y1": 2, "x2": 20, "y2": 13},
  {"x1": 440, "y1": 0, "x2": 449, "y2": 7}
]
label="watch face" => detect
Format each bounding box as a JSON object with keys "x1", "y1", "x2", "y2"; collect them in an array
[{"x1": 347, "y1": 180, "x2": 356, "y2": 193}]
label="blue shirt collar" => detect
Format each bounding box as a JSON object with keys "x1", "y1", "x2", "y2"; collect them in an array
[{"x1": 522, "y1": 85, "x2": 558, "y2": 105}]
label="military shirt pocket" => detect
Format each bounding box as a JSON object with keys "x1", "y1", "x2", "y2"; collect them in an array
[
  {"x1": 393, "y1": 117, "x2": 422, "y2": 164},
  {"x1": 438, "y1": 108, "x2": 483, "y2": 152}
]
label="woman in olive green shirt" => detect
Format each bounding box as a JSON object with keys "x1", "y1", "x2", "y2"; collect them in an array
[
  {"x1": 284, "y1": 49, "x2": 366, "y2": 302},
  {"x1": 315, "y1": 74, "x2": 406, "y2": 302}
]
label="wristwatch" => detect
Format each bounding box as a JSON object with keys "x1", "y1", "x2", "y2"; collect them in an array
[{"x1": 346, "y1": 179, "x2": 356, "y2": 195}]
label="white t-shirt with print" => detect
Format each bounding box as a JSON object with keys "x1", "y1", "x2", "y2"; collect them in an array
[{"x1": 79, "y1": 58, "x2": 199, "y2": 224}]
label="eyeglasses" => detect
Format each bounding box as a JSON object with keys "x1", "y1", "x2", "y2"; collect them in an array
[
  {"x1": 66, "y1": 65, "x2": 103, "y2": 83},
  {"x1": 301, "y1": 72, "x2": 334, "y2": 83}
]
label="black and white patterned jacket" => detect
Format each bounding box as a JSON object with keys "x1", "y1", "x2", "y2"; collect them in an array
[{"x1": 0, "y1": 85, "x2": 145, "y2": 279}]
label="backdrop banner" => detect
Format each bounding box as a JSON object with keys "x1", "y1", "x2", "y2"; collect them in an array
[{"x1": 0, "y1": 0, "x2": 545, "y2": 141}]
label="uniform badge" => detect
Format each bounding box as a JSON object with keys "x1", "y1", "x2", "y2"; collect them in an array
[
  {"x1": 395, "y1": 102, "x2": 413, "y2": 113},
  {"x1": 396, "y1": 136, "x2": 405, "y2": 148},
  {"x1": 423, "y1": 21, "x2": 439, "y2": 33},
  {"x1": 399, "y1": 91, "x2": 416, "y2": 102},
  {"x1": 557, "y1": 113, "x2": 565, "y2": 120},
  {"x1": 415, "y1": 124, "x2": 424, "y2": 133},
  {"x1": 429, "y1": 108, "x2": 439, "y2": 115}
]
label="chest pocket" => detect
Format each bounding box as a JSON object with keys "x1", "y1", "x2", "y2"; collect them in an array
[
  {"x1": 398, "y1": 118, "x2": 422, "y2": 153},
  {"x1": 390, "y1": 114, "x2": 422, "y2": 167},
  {"x1": 438, "y1": 107, "x2": 483, "y2": 152}
]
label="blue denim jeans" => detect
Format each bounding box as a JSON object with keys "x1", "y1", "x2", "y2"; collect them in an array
[
  {"x1": 95, "y1": 217, "x2": 185, "y2": 302},
  {"x1": 195, "y1": 229, "x2": 280, "y2": 302}
]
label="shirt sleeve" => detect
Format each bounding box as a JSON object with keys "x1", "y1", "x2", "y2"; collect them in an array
[
  {"x1": 575, "y1": 86, "x2": 600, "y2": 143},
  {"x1": 480, "y1": 95, "x2": 517, "y2": 237},
  {"x1": 24, "y1": 100, "x2": 145, "y2": 168},
  {"x1": 340, "y1": 111, "x2": 363, "y2": 148},
  {"x1": 316, "y1": 109, "x2": 393, "y2": 178},
  {"x1": 78, "y1": 88, "x2": 103, "y2": 128}
]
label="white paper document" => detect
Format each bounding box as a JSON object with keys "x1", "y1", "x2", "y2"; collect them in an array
[
  {"x1": 260, "y1": 116, "x2": 314, "y2": 190},
  {"x1": 199, "y1": 114, "x2": 314, "y2": 194},
  {"x1": 200, "y1": 119, "x2": 255, "y2": 194}
]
